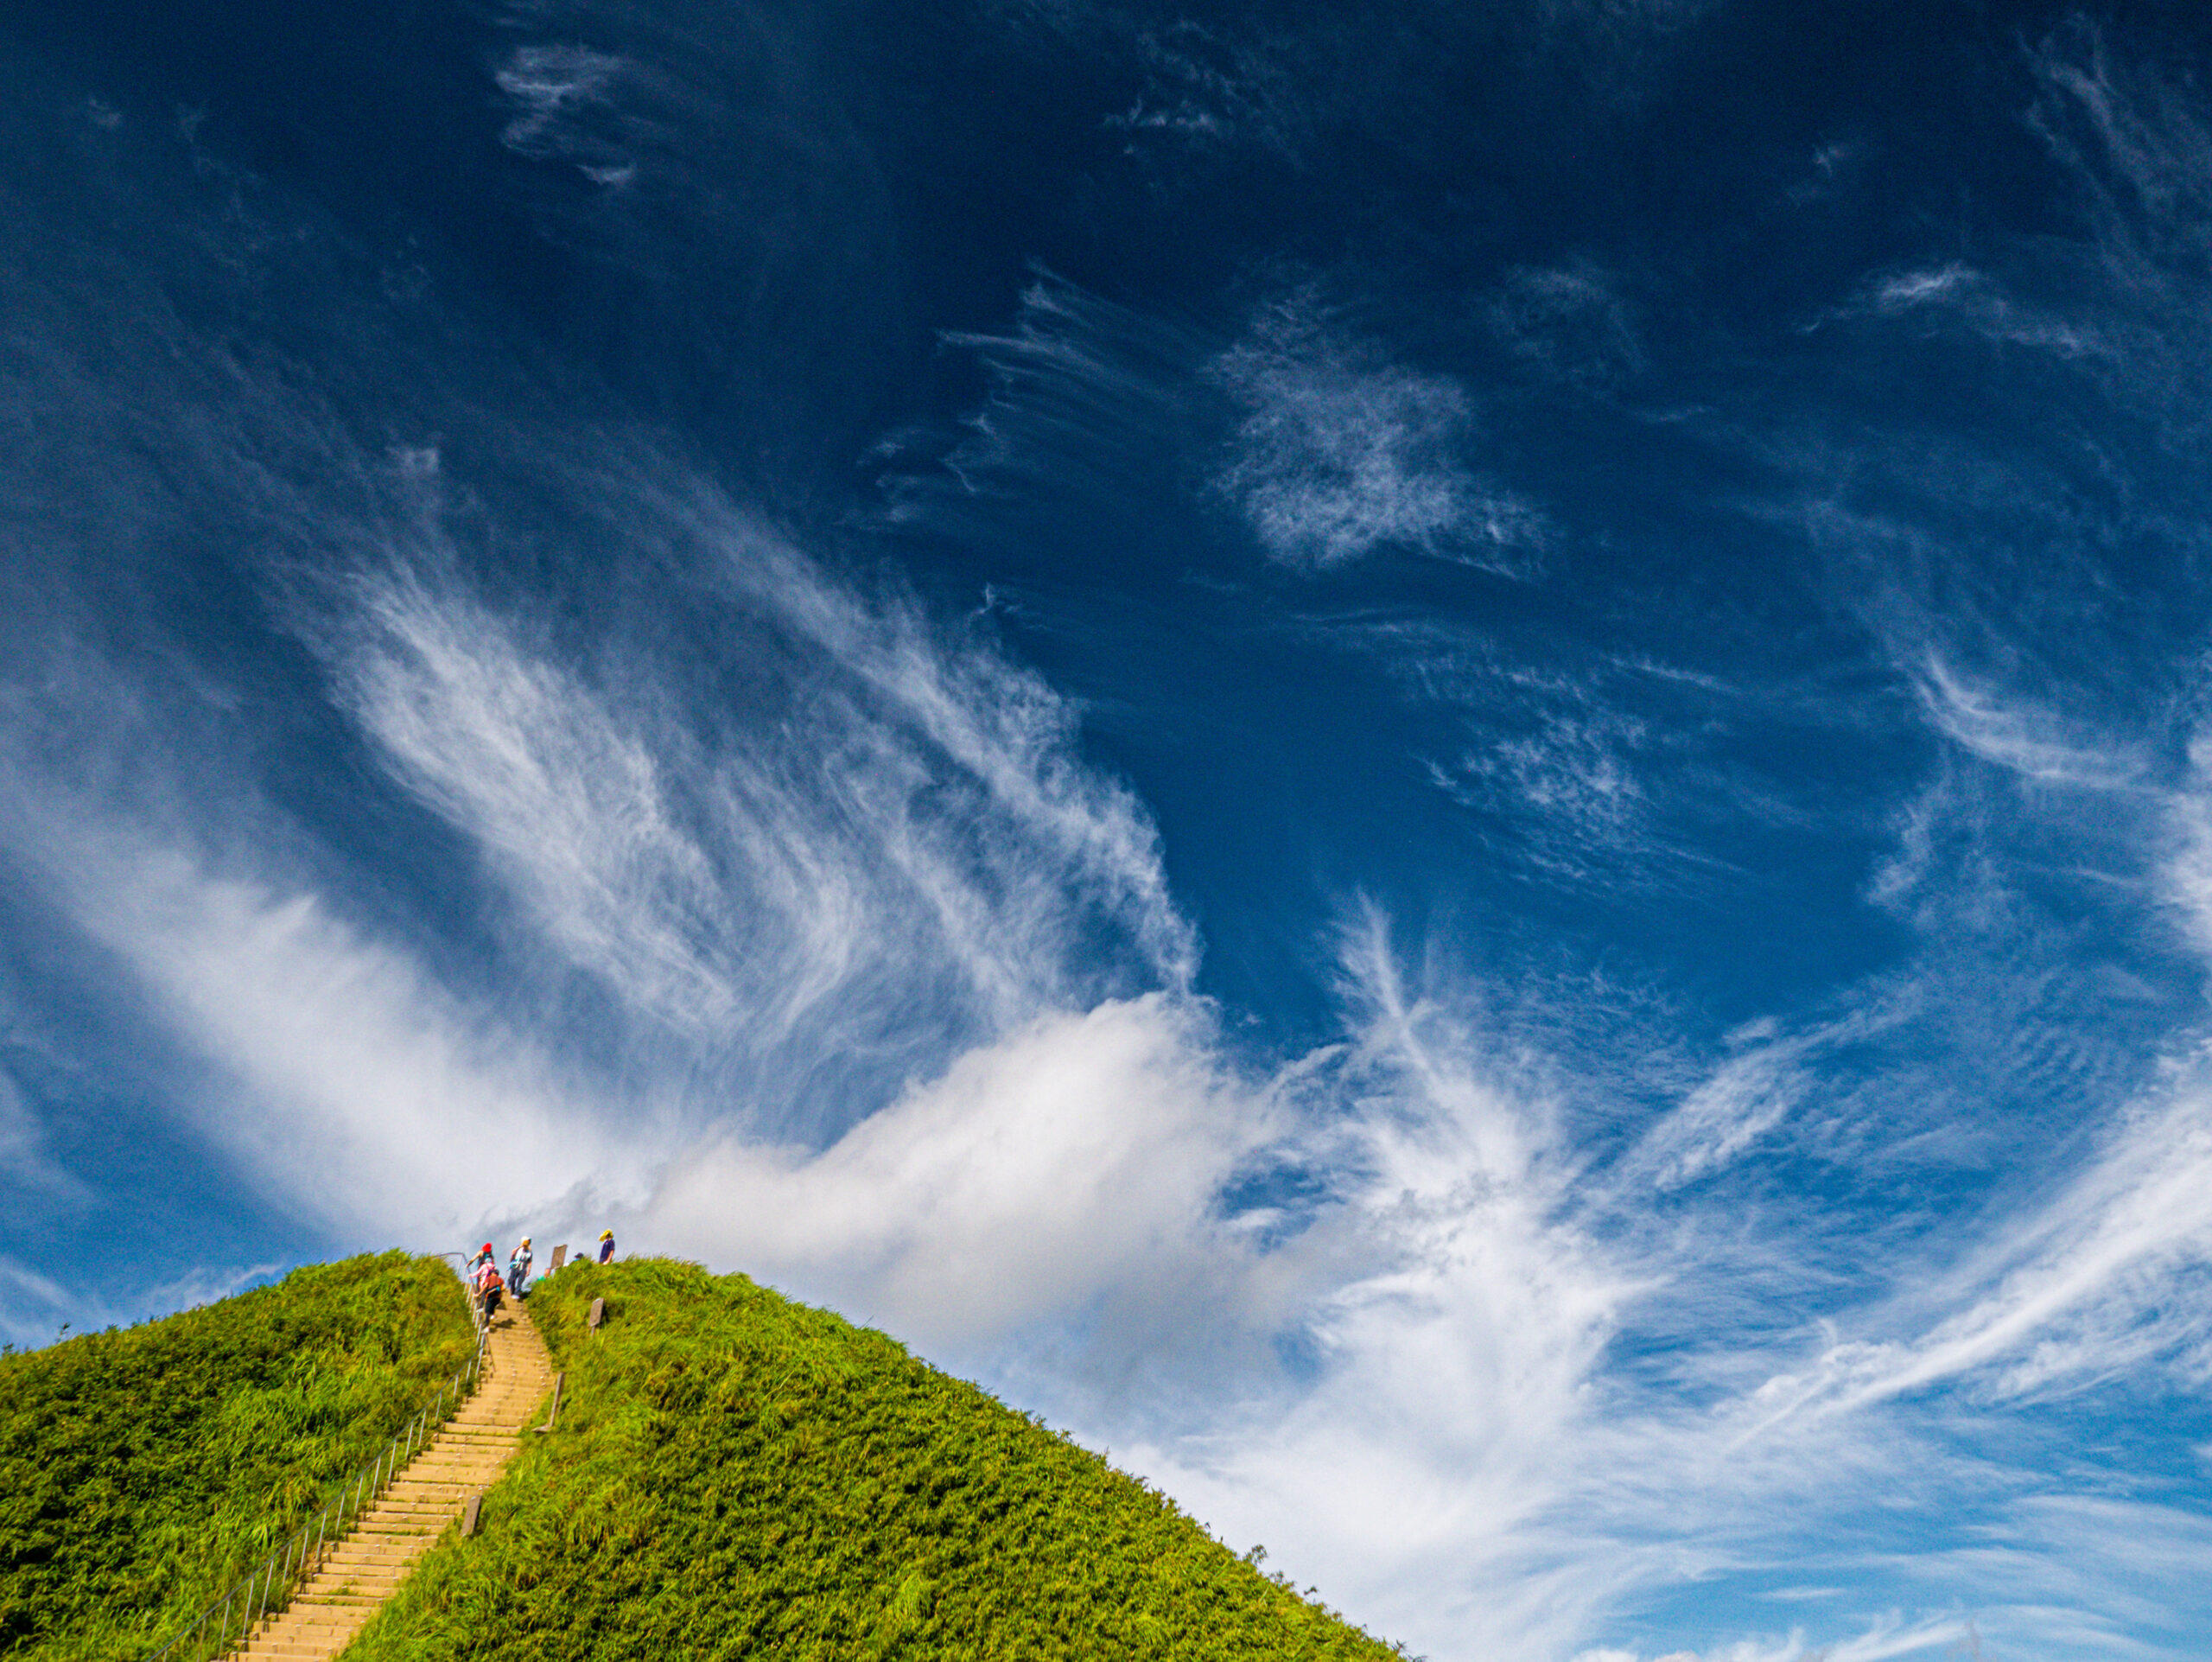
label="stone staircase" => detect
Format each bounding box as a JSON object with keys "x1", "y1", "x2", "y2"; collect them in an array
[{"x1": 228, "y1": 1302, "x2": 555, "y2": 1659}]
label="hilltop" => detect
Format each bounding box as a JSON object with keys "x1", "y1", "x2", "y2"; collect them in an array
[
  {"x1": 0, "y1": 1252, "x2": 476, "y2": 1661},
  {"x1": 347, "y1": 1258, "x2": 1407, "y2": 1661}
]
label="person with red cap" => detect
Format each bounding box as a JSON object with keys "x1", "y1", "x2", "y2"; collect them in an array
[{"x1": 471, "y1": 1250, "x2": 504, "y2": 1317}]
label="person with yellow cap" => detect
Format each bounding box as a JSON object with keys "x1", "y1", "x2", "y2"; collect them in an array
[
  {"x1": 507, "y1": 1236, "x2": 533, "y2": 1297},
  {"x1": 596, "y1": 1228, "x2": 615, "y2": 1265}
]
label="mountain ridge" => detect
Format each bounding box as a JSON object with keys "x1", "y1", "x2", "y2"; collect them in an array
[{"x1": 348, "y1": 1257, "x2": 1412, "y2": 1661}]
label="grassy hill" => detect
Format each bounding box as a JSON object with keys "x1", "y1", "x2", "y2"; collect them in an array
[
  {"x1": 0, "y1": 1251, "x2": 476, "y2": 1662},
  {"x1": 347, "y1": 1258, "x2": 1407, "y2": 1661}
]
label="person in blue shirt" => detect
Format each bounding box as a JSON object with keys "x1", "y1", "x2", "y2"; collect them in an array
[{"x1": 597, "y1": 1229, "x2": 615, "y2": 1264}]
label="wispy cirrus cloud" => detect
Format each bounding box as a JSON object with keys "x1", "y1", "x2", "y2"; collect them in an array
[
  {"x1": 0, "y1": 799, "x2": 634, "y2": 1244},
  {"x1": 495, "y1": 44, "x2": 642, "y2": 188},
  {"x1": 905, "y1": 270, "x2": 1551, "y2": 585},
  {"x1": 0, "y1": 1254, "x2": 285, "y2": 1353},
  {"x1": 1619, "y1": 1009, "x2": 1883, "y2": 1194},
  {"x1": 0, "y1": 1258, "x2": 79, "y2": 1352},
  {"x1": 0, "y1": 1060, "x2": 80, "y2": 1200},
  {"x1": 1208, "y1": 290, "x2": 1547, "y2": 575},
  {"x1": 1824, "y1": 261, "x2": 2101, "y2": 357},
  {"x1": 1487, "y1": 261, "x2": 1648, "y2": 392},
  {"x1": 0, "y1": 69, "x2": 1199, "y2": 1253},
  {"x1": 328, "y1": 493, "x2": 1194, "y2": 1130},
  {"x1": 1910, "y1": 654, "x2": 2148, "y2": 791},
  {"x1": 15, "y1": 19, "x2": 2212, "y2": 1662}
]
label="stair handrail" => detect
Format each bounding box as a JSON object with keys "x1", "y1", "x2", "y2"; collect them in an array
[{"x1": 139, "y1": 1262, "x2": 495, "y2": 1662}]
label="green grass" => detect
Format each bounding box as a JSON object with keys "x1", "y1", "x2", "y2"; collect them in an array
[
  {"x1": 346, "y1": 1258, "x2": 1408, "y2": 1661},
  {"x1": 0, "y1": 1251, "x2": 477, "y2": 1661}
]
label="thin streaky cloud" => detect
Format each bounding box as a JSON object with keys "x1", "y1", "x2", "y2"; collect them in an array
[{"x1": 1911, "y1": 655, "x2": 2146, "y2": 791}]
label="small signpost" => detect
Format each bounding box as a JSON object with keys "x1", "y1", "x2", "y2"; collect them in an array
[
  {"x1": 588, "y1": 1296, "x2": 605, "y2": 1333},
  {"x1": 461, "y1": 1493, "x2": 482, "y2": 1538},
  {"x1": 550, "y1": 1244, "x2": 569, "y2": 1271},
  {"x1": 535, "y1": 1372, "x2": 564, "y2": 1435}
]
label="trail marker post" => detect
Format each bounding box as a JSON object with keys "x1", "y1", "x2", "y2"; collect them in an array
[{"x1": 536, "y1": 1371, "x2": 564, "y2": 1434}]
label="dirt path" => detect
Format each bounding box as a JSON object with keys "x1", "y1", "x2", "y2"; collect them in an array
[{"x1": 231, "y1": 1300, "x2": 555, "y2": 1659}]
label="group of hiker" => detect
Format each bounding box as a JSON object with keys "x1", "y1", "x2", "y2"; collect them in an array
[{"x1": 466, "y1": 1229, "x2": 614, "y2": 1315}]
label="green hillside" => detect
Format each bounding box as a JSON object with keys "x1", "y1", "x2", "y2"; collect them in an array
[
  {"x1": 0, "y1": 1251, "x2": 476, "y2": 1662},
  {"x1": 347, "y1": 1259, "x2": 1407, "y2": 1661}
]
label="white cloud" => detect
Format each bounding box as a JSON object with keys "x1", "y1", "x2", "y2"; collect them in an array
[
  {"x1": 1111, "y1": 966, "x2": 1639, "y2": 1660},
  {"x1": 1629, "y1": 1030, "x2": 1810, "y2": 1191},
  {"x1": 329, "y1": 507, "x2": 1193, "y2": 1130},
  {"x1": 495, "y1": 43, "x2": 636, "y2": 182},
  {"x1": 2031, "y1": 27, "x2": 2212, "y2": 283},
  {"x1": 1569, "y1": 1621, "x2": 1969, "y2": 1662},
  {"x1": 1722, "y1": 1069, "x2": 2212, "y2": 1433},
  {"x1": 0, "y1": 1254, "x2": 289, "y2": 1353},
  {"x1": 16, "y1": 821, "x2": 631, "y2": 1245},
  {"x1": 1490, "y1": 262, "x2": 1647, "y2": 390},
  {"x1": 0, "y1": 1060, "x2": 81, "y2": 1198},
  {"x1": 916, "y1": 270, "x2": 1209, "y2": 527},
  {"x1": 649, "y1": 993, "x2": 1268, "y2": 1347},
  {"x1": 1911, "y1": 654, "x2": 2144, "y2": 789},
  {"x1": 9, "y1": 43, "x2": 2212, "y2": 1655},
  {"x1": 346, "y1": 569, "x2": 741, "y2": 1038},
  {"x1": 1620, "y1": 1001, "x2": 1916, "y2": 1194},
  {"x1": 138, "y1": 1259, "x2": 288, "y2": 1316},
  {"x1": 1830, "y1": 262, "x2": 2098, "y2": 357},
  {"x1": 0, "y1": 1258, "x2": 78, "y2": 1351},
  {"x1": 1209, "y1": 290, "x2": 1546, "y2": 573}
]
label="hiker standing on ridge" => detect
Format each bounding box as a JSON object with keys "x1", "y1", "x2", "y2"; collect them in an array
[
  {"x1": 597, "y1": 1229, "x2": 615, "y2": 1264},
  {"x1": 507, "y1": 1237, "x2": 533, "y2": 1297}
]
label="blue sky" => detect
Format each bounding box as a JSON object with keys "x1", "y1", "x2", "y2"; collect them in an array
[{"x1": 5, "y1": 0, "x2": 2212, "y2": 1656}]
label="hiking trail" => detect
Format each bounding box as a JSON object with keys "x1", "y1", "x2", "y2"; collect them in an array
[{"x1": 230, "y1": 1299, "x2": 555, "y2": 1659}]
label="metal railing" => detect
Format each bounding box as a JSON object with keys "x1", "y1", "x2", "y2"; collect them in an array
[{"x1": 140, "y1": 1277, "x2": 493, "y2": 1662}]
